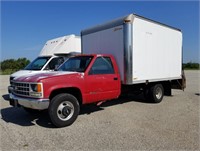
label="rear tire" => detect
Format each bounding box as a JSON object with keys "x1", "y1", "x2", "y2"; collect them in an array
[
  {"x1": 149, "y1": 84, "x2": 164, "y2": 103},
  {"x1": 48, "y1": 93, "x2": 80, "y2": 128}
]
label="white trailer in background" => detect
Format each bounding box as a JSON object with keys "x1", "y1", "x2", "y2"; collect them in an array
[
  {"x1": 10, "y1": 34, "x2": 81, "y2": 79},
  {"x1": 8, "y1": 34, "x2": 81, "y2": 95},
  {"x1": 81, "y1": 14, "x2": 185, "y2": 101},
  {"x1": 40, "y1": 34, "x2": 81, "y2": 56}
]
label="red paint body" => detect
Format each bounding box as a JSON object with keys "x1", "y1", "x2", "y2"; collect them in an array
[{"x1": 16, "y1": 54, "x2": 121, "y2": 104}]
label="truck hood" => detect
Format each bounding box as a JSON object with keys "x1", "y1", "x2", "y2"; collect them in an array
[
  {"x1": 10, "y1": 70, "x2": 50, "y2": 79},
  {"x1": 14, "y1": 71, "x2": 82, "y2": 83}
]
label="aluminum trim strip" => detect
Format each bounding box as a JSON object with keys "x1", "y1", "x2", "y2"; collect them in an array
[{"x1": 123, "y1": 22, "x2": 133, "y2": 84}]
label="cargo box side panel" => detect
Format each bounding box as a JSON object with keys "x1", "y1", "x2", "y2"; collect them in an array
[
  {"x1": 82, "y1": 25, "x2": 124, "y2": 81},
  {"x1": 132, "y1": 17, "x2": 182, "y2": 83}
]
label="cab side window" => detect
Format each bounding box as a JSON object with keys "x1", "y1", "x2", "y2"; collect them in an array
[{"x1": 89, "y1": 57, "x2": 114, "y2": 75}]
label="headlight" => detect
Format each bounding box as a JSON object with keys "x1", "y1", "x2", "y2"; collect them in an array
[
  {"x1": 30, "y1": 83, "x2": 42, "y2": 92},
  {"x1": 30, "y1": 83, "x2": 43, "y2": 97}
]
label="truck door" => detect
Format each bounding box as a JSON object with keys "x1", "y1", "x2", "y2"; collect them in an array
[{"x1": 85, "y1": 56, "x2": 120, "y2": 103}]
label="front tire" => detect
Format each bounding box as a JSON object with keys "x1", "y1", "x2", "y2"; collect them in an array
[{"x1": 48, "y1": 93, "x2": 80, "y2": 128}]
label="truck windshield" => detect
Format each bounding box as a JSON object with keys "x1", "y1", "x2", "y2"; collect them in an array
[
  {"x1": 24, "y1": 56, "x2": 51, "y2": 70},
  {"x1": 58, "y1": 56, "x2": 93, "y2": 72}
]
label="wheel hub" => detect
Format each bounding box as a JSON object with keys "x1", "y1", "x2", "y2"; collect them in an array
[
  {"x1": 57, "y1": 101, "x2": 74, "y2": 121},
  {"x1": 155, "y1": 87, "x2": 162, "y2": 99},
  {"x1": 62, "y1": 106, "x2": 72, "y2": 117}
]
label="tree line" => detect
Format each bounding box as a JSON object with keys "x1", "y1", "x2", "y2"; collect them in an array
[
  {"x1": 0, "y1": 58, "x2": 30, "y2": 75},
  {"x1": 0, "y1": 58, "x2": 199, "y2": 75},
  {"x1": 183, "y1": 62, "x2": 199, "y2": 70}
]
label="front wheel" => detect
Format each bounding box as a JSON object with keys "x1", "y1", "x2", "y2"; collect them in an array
[{"x1": 48, "y1": 93, "x2": 80, "y2": 128}]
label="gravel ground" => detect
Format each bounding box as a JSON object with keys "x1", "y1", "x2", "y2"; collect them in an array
[{"x1": 0, "y1": 70, "x2": 199, "y2": 151}]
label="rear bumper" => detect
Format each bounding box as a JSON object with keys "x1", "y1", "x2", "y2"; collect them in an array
[{"x1": 9, "y1": 93, "x2": 49, "y2": 110}]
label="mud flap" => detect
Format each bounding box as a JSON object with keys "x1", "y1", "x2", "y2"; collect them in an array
[{"x1": 171, "y1": 70, "x2": 186, "y2": 90}]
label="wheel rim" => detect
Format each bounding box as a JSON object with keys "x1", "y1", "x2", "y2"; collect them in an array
[
  {"x1": 57, "y1": 101, "x2": 74, "y2": 121},
  {"x1": 155, "y1": 87, "x2": 162, "y2": 100}
]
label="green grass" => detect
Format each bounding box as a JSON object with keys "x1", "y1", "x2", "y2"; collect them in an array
[{"x1": 0, "y1": 69, "x2": 17, "y2": 75}]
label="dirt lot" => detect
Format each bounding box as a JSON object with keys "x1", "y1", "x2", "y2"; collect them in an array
[{"x1": 0, "y1": 70, "x2": 199, "y2": 151}]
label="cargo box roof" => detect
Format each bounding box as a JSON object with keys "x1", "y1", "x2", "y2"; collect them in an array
[{"x1": 81, "y1": 14, "x2": 181, "y2": 36}]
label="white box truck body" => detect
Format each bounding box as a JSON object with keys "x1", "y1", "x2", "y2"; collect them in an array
[{"x1": 81, "y1": 14, "x2": 183, "y2": 85}]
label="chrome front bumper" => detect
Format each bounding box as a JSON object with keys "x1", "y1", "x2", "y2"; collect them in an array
[{"x1": 9, "y1": 93, "x2": 49, "y2": 110}]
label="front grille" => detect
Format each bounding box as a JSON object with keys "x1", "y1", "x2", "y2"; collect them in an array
[{"x1": 12, "y1": 82, "x2": 30, "y2": 97}]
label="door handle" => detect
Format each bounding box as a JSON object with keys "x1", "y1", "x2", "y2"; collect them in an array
[{"x1": 114, "y1": 77, "x2": 118, "y2": 80}]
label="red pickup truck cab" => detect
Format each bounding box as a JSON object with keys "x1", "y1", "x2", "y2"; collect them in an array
[{"x1": 10, "y1": 54, "x2": 121, "y2": 127}]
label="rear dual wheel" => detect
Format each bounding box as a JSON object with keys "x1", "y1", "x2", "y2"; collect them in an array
[{"x1": 144, "y1": 84, "x2": 164, "y2": 103}]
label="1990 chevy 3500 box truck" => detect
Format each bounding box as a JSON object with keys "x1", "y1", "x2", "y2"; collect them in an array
[{"x1": 8, "y1": 14, "x2": 185, "y2": 127}]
